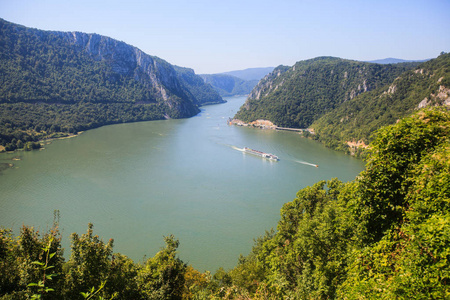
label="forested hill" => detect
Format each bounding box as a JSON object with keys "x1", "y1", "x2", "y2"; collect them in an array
[
  {"x1": 0, "y1": 18, "x2": 223, "y2": 151},
  {"x1": 311, "y1": 52, "x2": 450, "y2": 154},
  {"x1": 234, "y1": 56, "x2": 420, "y2": 128}
]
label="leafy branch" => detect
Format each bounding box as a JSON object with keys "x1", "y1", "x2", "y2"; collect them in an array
[{"x1": 27, "y1": 236, "x2": 58, "y2": 299}]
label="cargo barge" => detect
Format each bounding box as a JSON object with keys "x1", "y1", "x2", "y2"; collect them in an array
[{"x1": 244, "y1": 147, "x2": 279, "y2": 161}]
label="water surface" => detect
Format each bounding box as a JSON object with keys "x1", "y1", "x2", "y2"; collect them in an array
[{"x1": 0, "y1": 96, "x2": 364, "y2": 271}]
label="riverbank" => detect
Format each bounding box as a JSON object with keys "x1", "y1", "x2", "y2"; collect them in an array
[
  {"x1": 229, "y1": 118, "x2": 314, "y2": 134},
  {"x1": 0, "y1": 132, "x2": 82, "y2": 154}
]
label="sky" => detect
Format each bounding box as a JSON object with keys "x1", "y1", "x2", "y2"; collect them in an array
[{"x1": 1, "y1": 0, "x2": 449, "y2": 74}]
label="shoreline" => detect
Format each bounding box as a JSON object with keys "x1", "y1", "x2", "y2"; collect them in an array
[
  {"x1": 0, "y1": 132, "x2": 84, "y2": 154},
  {"x1": 229, "y1": 118, "x2": 313, "y2": 134}
]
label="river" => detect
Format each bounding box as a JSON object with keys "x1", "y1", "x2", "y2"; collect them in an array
[{"x1": 0, "y1": 96, "x2": 365, "y2": 271}]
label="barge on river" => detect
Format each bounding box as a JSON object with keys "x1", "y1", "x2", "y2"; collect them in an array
[{"x1": 244, "y1": 147, "x2": 279, "y2": 161}]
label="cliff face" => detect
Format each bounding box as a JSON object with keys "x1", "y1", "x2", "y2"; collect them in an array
[
  {"x1": 0, "y1": 18, "x2": 223, "y2": 118},
  {"x1": 57, "y1": 31, "x2": 186, "y2": 103}
]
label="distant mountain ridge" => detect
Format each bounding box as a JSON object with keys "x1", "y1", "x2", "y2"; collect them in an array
[
  {"x1": 221, "y1": 67, "x2": 275, "y2": 81},
  {"x1": 200, "y1": 67, "x2": 274, "y2": 97},
  {"x1": 367, "y1": 57, "x2": 431, "y2": 64},
  {"x1": 199, "y1": 74, "x2": 257, "y2": 97},
  {"x1": 0, "y1": 18, "x2": 223, "y2": 151}
]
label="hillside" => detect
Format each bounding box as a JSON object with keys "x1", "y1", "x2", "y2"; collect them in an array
[
  {"x1": 234, "y1": 56, "x2": 419, "y2": 129},
  {"x1": 0, "y1": 18, "x2": 223, "y2": 151},
  {"x1": 311, "y1": 52, "x2": 450, "y2": 154}
]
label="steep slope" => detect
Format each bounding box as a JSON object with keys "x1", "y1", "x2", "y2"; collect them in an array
[
  {"x1": 200, "y1": 73, "x2": 257, "y2": 97},
  {"x1": 173, "y1": 66, "x2": 225, "y2": 105},
  {"x1": 311, "y1": 53, "x2": 450, "y2": 153},
  {"x1": 0, "y1": 18, "x2": 222, "y2": 151},
  {"x1": 234, "y1": 57, "x2": 419, "y2": 128}
]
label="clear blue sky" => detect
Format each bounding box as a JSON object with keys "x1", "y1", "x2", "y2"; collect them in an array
[{"x1": 1, "y1": 0, "x2": 449, "y2": 74}]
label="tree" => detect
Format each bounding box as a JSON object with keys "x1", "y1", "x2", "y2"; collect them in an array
[
  {"x1": 64, "y1": 223, "x2": 114, "y2": 299},
  {"x1": 137, "y1": 235, "x2": 186, "y2": 300}
]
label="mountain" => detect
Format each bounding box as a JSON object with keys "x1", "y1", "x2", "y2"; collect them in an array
[
  {"x1": 234, "y1": 56, "x2": 419, "y2": 129},
  {"x1": 199, "y1": 68, "x2": 274, "y2": 97},
  {"x1": 311, "y1": 52, "x2": 450, "y2": 154},
  {"x1": 221, "y1": 67, "x2": 275, "y2": 81},
  {"x1": 0, "y1": 18, "x2": 223, "y2": 151},
  {"x1": 199, "y1": 74, "x2": 258, "y2": 97},
  {"x1": 173, "y1": 66, "x2": 225, "y2": 105},
  {"x1": 367, "y1": 57, "x2": 431, "y2": 64}
]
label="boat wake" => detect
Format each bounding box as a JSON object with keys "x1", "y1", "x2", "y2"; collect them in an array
[
  {"x1": 231, "y1": 146, "x2": 245, "y2": 152},
  {"x1": 295, "y1": 160, "x2": 319, "y2": 168}
]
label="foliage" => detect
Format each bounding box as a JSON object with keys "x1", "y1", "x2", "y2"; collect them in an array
[
  {"x1": 339, "y1": 108, "x2": 450, "y2": 299},
  {"x1": 0, "y1": 213, "x2": 64, "y2": 299},
  {"x1": 136, "y1": 235, "x2": 187, "y2": 300},
  {"x1": 64, "y1": 223, "x2": 115, "y2": 299},
  {"x1": 27, "y1": 236, "x2": 58, "y2": 299}
]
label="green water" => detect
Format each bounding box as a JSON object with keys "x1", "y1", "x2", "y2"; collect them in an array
[{"x1": 0, "y1": 96, "x2": 365, "y2": 271}]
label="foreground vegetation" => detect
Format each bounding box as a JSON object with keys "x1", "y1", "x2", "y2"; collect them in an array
[{"x1": 1, "y1": 108, "x2": 448, "y2": 299}]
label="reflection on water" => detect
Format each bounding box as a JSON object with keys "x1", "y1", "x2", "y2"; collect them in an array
[{"x1": 0, "y1": 96, "x2": 364, "y2": 271}]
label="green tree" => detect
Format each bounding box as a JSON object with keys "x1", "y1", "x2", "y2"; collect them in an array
[
  {"x1": 137, "y1": 235, "x2": 186, "y2": 300},
  {"x1": 64, "y1": 223, "x2": 114, "y2": 299}
]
